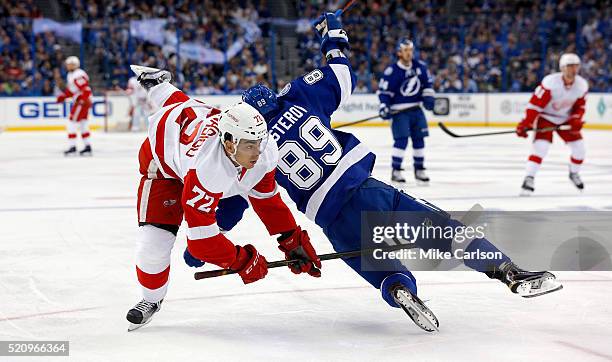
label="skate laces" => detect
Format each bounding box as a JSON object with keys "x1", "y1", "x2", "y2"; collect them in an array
[{"x1": 134, "y1": 300, "x2": 157, "y2": 314}]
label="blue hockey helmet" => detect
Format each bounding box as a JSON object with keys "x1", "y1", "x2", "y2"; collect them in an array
[
  {"x1": 396, "y1": 37, "x2": 414, "y2": 52},
  {"x1": 242, "y1": 84, "x2": 279, "y2": 119}
]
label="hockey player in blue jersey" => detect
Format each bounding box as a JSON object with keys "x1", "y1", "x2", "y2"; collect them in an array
[
  {"x1": 186, "y1": 13, "x2": 563, "y2": 332},
  {"x1": 377, "y1": 38, "x2": 435, "y2": 184}
]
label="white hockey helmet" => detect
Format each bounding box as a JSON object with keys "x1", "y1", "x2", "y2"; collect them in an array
[
  {"x1": 559, "y1": 53, "x2": 580, "y2": 69},
  {"x1": 65, "y1": 56, "x2": 80, "y2": 68},
  {"x1": 218, "y1": 102, "x2": 268, "y2": 146}
]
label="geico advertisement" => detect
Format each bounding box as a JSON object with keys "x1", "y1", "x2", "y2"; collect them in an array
[{"x1": 1, "y1": 93, "x2": 610, "y2": 129}]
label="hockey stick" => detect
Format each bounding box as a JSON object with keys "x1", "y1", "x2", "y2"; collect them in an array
[
  {"x1": 438, "y1": 122, "x2": 572, "y2": 138},
  {"x1": 194, "y1": 244, "x2": 412, "y2": 280},
  {"x1": 335, "y1": 0, "x2": 358, "y2": 17},
  {"x1": 333, "y1": 107, "x2": 417, "y2": 129},
  {"x1": 194, "y1": 204, "x2": 484, "y2": 280}
]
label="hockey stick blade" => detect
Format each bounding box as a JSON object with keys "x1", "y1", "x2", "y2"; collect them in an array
[{"x1": 438, "y1": 122, "x2": 572, "y2": 138}]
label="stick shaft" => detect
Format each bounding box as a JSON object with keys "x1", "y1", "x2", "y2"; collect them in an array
[
  {"x1": 438, "y1": 122, "x2": 571, "y2": 138},
  {"x1": 194, "y1": 244, "x2": 411, "y2": 280}
]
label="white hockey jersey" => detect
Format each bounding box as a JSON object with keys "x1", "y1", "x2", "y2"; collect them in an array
[
  {"x1": 145, "y1": 83, "x2": 295, "y2": 268},
  {"x1": 126, "y1": 76, "x2": 148, "y2": 106},
  {"x1": 65, "y1": 68, "x2": 92, "y2": 102},
  {"x1": 524, "y1": 73, "x2": 588, "y2": 125}
]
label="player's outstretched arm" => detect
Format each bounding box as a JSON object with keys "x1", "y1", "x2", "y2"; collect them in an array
[
  {"x1": 249, "y1": 170, "x2": 322, "y2": 277},
  {"x1": 182, "y1": 170, "x2": 268, "y2": 284},
  {"x1": 297, "y1": 12, "x2": 356, "y2": 118}
]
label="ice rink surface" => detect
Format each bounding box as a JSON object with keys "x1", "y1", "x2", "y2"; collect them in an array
[{"x1": 1, "y1": 127, "x2": 612, "y2": 361}]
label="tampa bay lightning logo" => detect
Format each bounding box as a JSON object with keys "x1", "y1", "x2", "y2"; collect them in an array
[{"x1": 400, "y1": 76, "x2": 421, "y2": 97}]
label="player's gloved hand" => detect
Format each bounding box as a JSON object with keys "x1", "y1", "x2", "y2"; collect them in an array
[
  {"x1": 277, "y1": 227, "x2": 322, "y2": 277},
  {"x1": 423, "y1": 96, "x2": 435, "y2": 111},
  {"x1": 313, "y1": 12, "x2": 349, "y2": 54},
  {"x1": 379, "y1": 104, "x2": 392, "y2": 120},
  {"x1": 230, "y1": 244, "x2": 268, "y2": 284},
  {"x1": 568, "y1": 117, "x2": 584, "y2": 132},
  {"x1": 183, "y1": 247, "x2": 205, "y2": 268},
  {"x1": 516, "y1": 120, "x2": 530, "y2": 138},
  {"x1": 56, "y1": 94, "x2": 67, "y2": 103}
]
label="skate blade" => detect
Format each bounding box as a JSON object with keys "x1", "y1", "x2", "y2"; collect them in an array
[
  {"x1": 395, "y1": 290, "x2": 439, "y2": 332},
  {"x1": 515, "y1": 273, "x2": 563, "y2": 298},
  {"x1": 130, "y1": 64, "x2": 162, "y2": 76},
  {"x1": 519, "y1": 189, "x2": 533, "y2": 197},
  {"x1": 415, "y1": 180, "x2": 430, "y2": 187},
  {"x1": 127, "y1": 317, "x2": 152, "y2": 332}
]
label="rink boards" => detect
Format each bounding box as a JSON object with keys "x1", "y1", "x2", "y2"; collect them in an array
[{"x1": 0, "y1": 93, "x2": 611, "y2": 131}]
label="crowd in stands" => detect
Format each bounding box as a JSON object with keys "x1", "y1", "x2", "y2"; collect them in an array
[
  {"x1": 299, "y1": 0, "x2": 612, "y2": 93},
  {"x1": 1, "y1": 0, "x2": 611, "y2": 96}
]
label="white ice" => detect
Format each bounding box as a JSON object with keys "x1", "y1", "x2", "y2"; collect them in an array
[{"x1": 1, "y1": 128, "x2": 612, "y2": 361}]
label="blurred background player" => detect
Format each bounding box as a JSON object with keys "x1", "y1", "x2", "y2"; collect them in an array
[
  {"x1": 56, "y1": 56, "x2": 93, "y2": 156},
  {"x1": 126, "y1": 75, "x2": 149, "y2": 131},
  {"x1": 126, "y1": 65, "x2": 320, "y2": 331},
  {"x1": 516, "y1": 53, "x2": 588, "y2": 195},
  {"x1": 377, "y1": 38, "x2": 435, "y2": 184}
]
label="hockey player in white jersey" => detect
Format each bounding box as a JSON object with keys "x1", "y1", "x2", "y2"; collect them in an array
[
  {"x1": 517, "y1": 53, "x2": 588, "y2": 195},
  {"x1": 56, "y1": 56, "x2": 93, "y2": 156},
  {"x1": 126, "y1": 76, "x2": 150, "y2": 131},
  {"x1": 126, "y1": 66, "x2": 321, "y2": 331}
]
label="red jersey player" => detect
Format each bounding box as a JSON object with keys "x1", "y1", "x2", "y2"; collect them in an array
[
  {"x1": 126, "y1": 65, "x2": 321, "y2": 331},
  {"x1": 516, "y1": 53, "x2": 588, "y2": 195},
  {"x1": 56, "y1": 56, "x2": 93, "y2": 156}
]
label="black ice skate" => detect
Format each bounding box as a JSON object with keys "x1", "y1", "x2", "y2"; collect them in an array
[
  {"x1": 64, "y1": 146, "x2": 77, "y2": 156},
  {"x1": 391, "y1": 285, "x2": 439, "y2": 332},
  {"x1": 414, "y1": 169, "x2": 430, "y2": 185},
  {"x1": 486, "y1": 261, "x2": 563, "y2": 298},
  {"x1": 569, "y1": 172, "x2": 584, "y2": 190},
  {"x1": 520, "y1": 176, "x2": 534, "y2": 196},
  {"x1": 130, "y1": 65, "x2": 172, "y2": 90},
  {"x1": 127, "y1": 299, "x2": 163, "y2": 331},
  {"x1": 391, "y1": 169, "x2": 406, "y2": 183},
  {"x1": 79, "y1": 145, "x2": 92, "y2": 156}
]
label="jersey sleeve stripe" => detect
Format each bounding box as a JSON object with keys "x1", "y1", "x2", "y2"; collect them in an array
[
  {"x1": 305, "y1": 143, "x2": 371, "y2": 221},
  {"x1": 329, "y1": 63, "x2": 353, "y2": 106},
  {"x1": 249, "y1": 184, "x2": 278, "y2": 199},
  {"x1": 187, "y1": 223, "x2": 220, "y2": 240}
]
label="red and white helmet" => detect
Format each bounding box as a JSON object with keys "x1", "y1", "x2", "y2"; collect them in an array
[
  {"x1": 559, "y1": 53, "x2": 580, "y2": 69},
  {"x1": 218, "y1": 102, "x2": 268, "y2": 145}
]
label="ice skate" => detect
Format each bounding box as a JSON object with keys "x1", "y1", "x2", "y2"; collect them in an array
[
  {"x1": 392, "y1": 285, "x2": 439, "y2": 332},
  {"x1": 391, "y1": 169, "x2": 406, "y2": 183},
  {"x1": 520, "y1": 176, "x2": 534, "y2": 196},
  {"x1": 126, "y1": 299, "x2": 163, "y2": 331},
  {"x1": 486, "y1": 262, "x2": 563, "y2": 298},
  {"x1": 64, "y1": 146, "x2": 77, "y2": 156},
  {"x1": 79, "y1": 145, "x2": 92, "y2": 156},
  {"x1": 130, "y1": 65, "x2": 171, "y2": 90},
  {"x1": 569, "y1": 172, "x2": 584, "y2": 191},
  {"x1": 414, "y1": 169, "x2": 430, "y2": 185}
]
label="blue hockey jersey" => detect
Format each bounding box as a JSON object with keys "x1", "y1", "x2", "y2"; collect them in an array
[
  {"x1": 268, "y1": 57, "x2": 376, "y2": 227},
  {"x1": 377, "y1": 59, "x2": 434, "y2": 111}
]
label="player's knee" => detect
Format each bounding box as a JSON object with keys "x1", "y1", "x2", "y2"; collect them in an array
[
  {"x1": 136, "y1": 225, "x2": 176, "y2": 266},
  {"x1": 393, "y1": 138, "x2": 408, "y2": 150}
]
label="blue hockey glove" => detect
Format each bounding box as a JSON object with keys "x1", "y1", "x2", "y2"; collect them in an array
[
  {"x1": 184, "y1": 247, "x2": 205, "y2": 268},
  {"x1": 379, "y1": 104, "x2": 392, "y2": 120},
  {"x1": 423, "y1": 96, "x2": 435, "y2": 111},
  {"x1": 313, "y1": 12, "x2": 349, "y2": 54}
]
